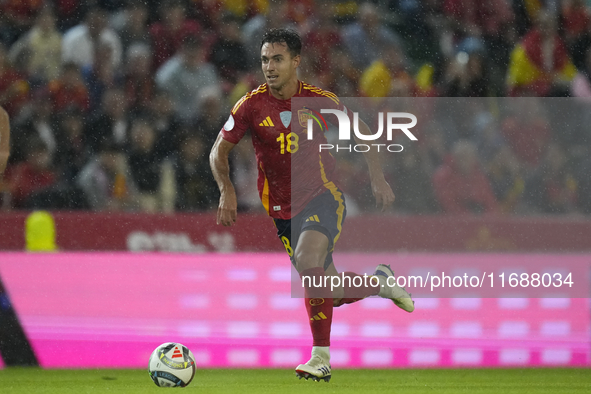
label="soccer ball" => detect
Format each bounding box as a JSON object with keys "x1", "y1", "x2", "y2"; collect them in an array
[{"x1": 148, "y1": 342, "x2": 196, "y2": 387}]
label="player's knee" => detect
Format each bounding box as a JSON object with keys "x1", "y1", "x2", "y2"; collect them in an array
[
  {"x1": 294, "y1": 249, "x2": 324, "y2": 272},
  {"x1": 333, "y1": 298, "x2": 344, "y2": 307},
  {"x1": 331, "y1": 285, "x2": 344, "y2": 305}
]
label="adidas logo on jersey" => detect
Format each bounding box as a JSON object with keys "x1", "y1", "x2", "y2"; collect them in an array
[
  {"x1": 259, "y1": 116, "x2": 274, "y2": 127},
  {"x1": 305, "y1": 215, "x2": 320, "y2": 222}
]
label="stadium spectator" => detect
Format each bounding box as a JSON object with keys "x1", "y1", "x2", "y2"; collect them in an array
[
  {"x1": 434, "y1": 97, "x2": 484, "y2": 142},
  {"x1": 315, "y1": 46, "x2": 360, "y2": 97},
  {"x1": 561, "y1": 0, "x2": 590, "y2": 52},
  {"x1": 6, "y1": 137, "x2": 56, "y2": 208},
  {"x1": 359, "y1": 45, "x2": 415, "y2": 97},
  {"x1": 418, "y1": 120, "x2": 447, "y2": 175},
  {"x1": 174, "y1": 134, "x2": 218, "y2": 211},
  {"x1": 242, "y1": 0, "x2": 295, "y2": 68},
  {"x1": 149, "y1": 0, "x2": 201, "y2": 71},
  {"x1": 209, "y1": 14, "x2": 250, "y2": 86},
  {"x1": 574, "y1": 139, "x2": 591, "y2": 214},
  {"x1": 0, "y1": 0, "x2": 587, "y2": 218},
  {"x1": 394, "y1": 0, "x2": 446, "y2": 65},
  {"x1": 442, "y1": 0, "x2": 514, "y2": 68},
  {"x1": 188, "y1": 0, "x2": 224, "y2": 30},
  {"x1": 524, "y1": 143, "x2": 578, "y2": 214},
  {"x1": 82, "y1": 42, "x2": 122, "y2": 113},
  {"x1": 84, "y1": 88, "x2": 129, "y2": 153},
  {"x1": 61, "y1": 6, "x2": 123, "y2": 70},
  {"x1": 571, "y1": 46, "x2": 591, "y2": 100},
  {"x1": 127, "y1": 116, "x2": 174, "y2": 212},
  {"x1": 219, "y1": 0, "x2": 269, "y2": 20},
  {"x1": 433, "y1": 139, "x2": 499, "y2": 214},
  {"x1": 8, "y1": 6, "x2": 62, "y2": 85},
  {"x1": 481, "y1": 0, "x2": 515, "y2": 72},
  {"x1": 286, "y1": 0, "x2": 316, "y2": 28},
  {"x1": 501, "y1": 98, "x2": 550, "y2": 169},
  {"x1": 341, "y1": 2, "x2": 403, "y2": 70},
  {"x1": 53, "y1": 0, "x2": 86, "y2": 31},
  {"x1": 472, "y1": 112, "x2": 505, "y2": 164},
  {"x1": 47, "y1": 62, "x2": 89, "y2": 113},
  {"x1": 389, "y1": 147, "x2": 439, "y2": 214},
  {"x1": 77, "y1": 140, "x2": 137, "y2": 211},
  {"x1": 0, "y1": 43, "x2": 29, "y2": 117},
  {"x1": 124, "y1": 43, "x2": 155, "y2": 113},
  {"x1": 13, "y1": 105, "x2": 89, "y2": 209},
  {"x1": 53, "y1": 108, "x2": 90, "y2": 187},
  {"x1": 97, "y1": 0, "x2": 126, "y2": 12},
  {"x1": 301, "y1": 3, "x2": 342, "y2": 78},
  {"x1": 10, "y1": 90, "x2": 57, "y2": 163},
  {"x1": 565, "y1": 7, "x2": 591, "y2": 71},
  {"x1": 112, "y1": 1, "x2": 150, "y2": 53},
  {"x1": 441, "y1": 50, "x2": 490, "y2": 97},
  {"x1": 191, "y1": 86, "x2": 225, "y2": 148},
  {"x1": 506, "y1": 10, "x2": 577, "y2": 96},
  {"x1": 442, "y1": 0, "x2": 482, "y2": 38},
  {"x1": 155, "y1": 35, "x2": 220, "y2": 122},
  {"x1": 149, "y1": 89, "x2": 184, "y2": 159},
  {"x1": 0, "y1": 0, "x2": 44, "y2": 46},
  {"x1": 484, "y1": 145, "x2": 525, "y2": 214}
]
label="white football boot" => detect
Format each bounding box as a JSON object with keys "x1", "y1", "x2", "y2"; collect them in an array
[
  {"x1": 374, "y1": 264, "x2": 415, "y2": 312},
  {"x1": 295, "y1": 346, "x2": 331, "y2": 382}
]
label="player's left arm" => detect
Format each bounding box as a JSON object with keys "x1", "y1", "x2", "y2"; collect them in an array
[
  {"x1": 353, "y1": 119, "x2": 395, "y2": 211},
  {"x1": 0, "y1": 106, "x2": 10, "y2": 176}
]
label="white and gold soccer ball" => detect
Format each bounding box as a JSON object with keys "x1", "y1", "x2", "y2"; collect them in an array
[{"x1": 148, "y1": 342, "x2": 196, "y2": 387}]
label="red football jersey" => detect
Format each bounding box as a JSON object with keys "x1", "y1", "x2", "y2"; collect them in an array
[{"x1": 220, "y1": 81, "x2": 347, "y2": 219}]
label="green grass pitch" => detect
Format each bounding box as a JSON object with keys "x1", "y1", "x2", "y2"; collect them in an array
[{"x1": 0, "y1": 368, "x2": 589, "y2": 393}]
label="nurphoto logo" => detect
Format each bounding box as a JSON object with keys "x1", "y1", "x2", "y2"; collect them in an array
[{"x1": 304, "y1": 108, "x2": 418, "y2": 152}]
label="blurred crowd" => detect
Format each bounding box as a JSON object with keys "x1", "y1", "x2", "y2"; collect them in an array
[{"x1": 0, "y1": 0, "x2": 590, "y2": 215}]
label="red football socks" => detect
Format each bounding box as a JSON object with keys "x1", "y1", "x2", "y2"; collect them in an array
[
  {"x1": 300, "y1": 267, "x2": 333, "y2": 347},
  {"x1": 334, "y1": 271, "x2": 380, "y2": 307}
]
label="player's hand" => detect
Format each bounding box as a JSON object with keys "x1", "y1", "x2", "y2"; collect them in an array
[
  {"x1": 217, "y1": 189, "x2": 238, "y2": 226},
  {"x1": 371, "y1": 178, "x2": 395, "y2": 212}
]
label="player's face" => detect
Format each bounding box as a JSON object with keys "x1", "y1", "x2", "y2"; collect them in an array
[{"x1": 261, "y1": 42, "x2": 300, "y2": 90}]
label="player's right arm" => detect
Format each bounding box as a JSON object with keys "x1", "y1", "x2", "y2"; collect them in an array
[
  {"x1": 210, "y1": 133, "x2": 238, "y2": 226},
  {"x1": 211, "y1": 89, "x2": 254, "y2": 225},
  {"x1": 0, "y1": 106, "x2": 10, "y2": 176}
]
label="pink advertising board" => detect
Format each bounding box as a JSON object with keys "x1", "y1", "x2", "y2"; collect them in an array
[{"x1": 0, "y1": 253, "x2": 588, "y2": 368}]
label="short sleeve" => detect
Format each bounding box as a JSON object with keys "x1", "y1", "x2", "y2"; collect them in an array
[
  {"x1": 220, "y1": 95, "x2": 251, "y2": 144},
  {"x1": 326, "y1": 94, "x2": 353, "y2": 123}
]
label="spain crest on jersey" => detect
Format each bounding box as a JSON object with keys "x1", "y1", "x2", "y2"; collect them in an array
[{"x1": 298, "y1": 108, "x2": 313, "y2": 128}]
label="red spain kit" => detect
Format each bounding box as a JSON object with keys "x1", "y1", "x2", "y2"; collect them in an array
[{"x1": 220, "y1": 81, "x2": 347, "y2": 219}]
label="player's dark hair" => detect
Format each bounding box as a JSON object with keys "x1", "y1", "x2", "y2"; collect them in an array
[{"x1": 261, "y1": 28, "x2": 302, "y2": 58}]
